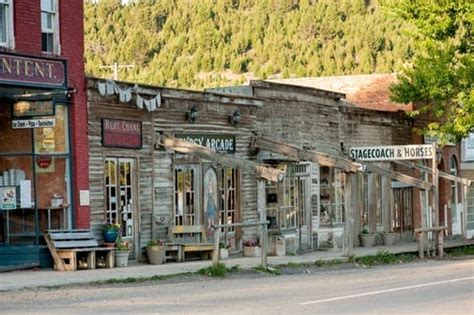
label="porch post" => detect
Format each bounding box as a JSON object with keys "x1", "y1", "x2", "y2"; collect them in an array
[
  {"x1": 257, "y1": 179, "x2": 268, "y2": 269},
  {"x1": 343, "y1": 172, "x2": 354, "y2": 257},
  {"x1": 432, "y1": 143, "x2": 441, "y2": 256}
]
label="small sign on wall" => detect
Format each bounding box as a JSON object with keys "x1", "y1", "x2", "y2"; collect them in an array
[
  {"x1": 175, "y1": 134, "x2": 236, "y2": 153},
  {"x1": 79, "y1": 190, "x2": 90, "y2": 206},
  {"x1": 12, "y1": 118, "x2": 56, "y2": 129},
  {"x1": 102, "y1": 118, "x2": 142, "y2": 149}
]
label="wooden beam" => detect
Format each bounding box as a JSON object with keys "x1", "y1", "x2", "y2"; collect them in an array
[
  {"x1": 363, "y1": 163, "x2": 432, "y2": 190},
  {"x1": 253, "y1": 136, "x2": 432, "y2": 190},
  {"x1": 253, "y1": 137, "x2": 361, "y2": 173},
  {"x1": 159, "y1": 134, "x2": 284, "y2": 182},
  {"x1": 393, "y1": 160, "x2": 473, "y2": 186}
]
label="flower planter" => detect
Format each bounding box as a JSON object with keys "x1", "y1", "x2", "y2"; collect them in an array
[
  {"x1": 243, "y1": 246, "x2": 261, "y2": 257},
  {"x1": 115, "y1": 251, "x2": 130, "y2": 267},
  {"x1": 147, "y1": 246, "x2": 165, "y2": 265},
  {"x1": 102, "y1": 229, "x2": 119, "y2": 244},
  {"x1": 359, "y1": 233, "x2": 375, "y2": 247},
  {"x1": 382, "y1": 232, "x2": 397, "y2": 246}
]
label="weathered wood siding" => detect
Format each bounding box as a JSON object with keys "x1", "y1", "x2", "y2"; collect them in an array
[{"x1": 87, "y1": 78, "x2": 262, "y2": 257}]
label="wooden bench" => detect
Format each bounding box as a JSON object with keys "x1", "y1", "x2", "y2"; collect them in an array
[
  {"x1": 44, "y1": 230, "x2": 115, "y2": 271},
  {"x1": 415, "y1": 226, "x2": 448, "y2": 258},
  {"x1": 165, "y1": 225, "x2": 214, "y2": 262}
]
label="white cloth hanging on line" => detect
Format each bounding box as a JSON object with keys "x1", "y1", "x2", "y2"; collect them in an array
[{"x1": 97, "y1": 80, "x2": 161, "y2": 112}]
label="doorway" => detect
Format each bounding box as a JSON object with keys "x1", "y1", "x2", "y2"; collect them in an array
[
  {"x1": 393, "y1": 187, "x2": 414, "y2": 239},
  {"x1": 104, "y1": 158, "x2": 138, "y2": 259}
]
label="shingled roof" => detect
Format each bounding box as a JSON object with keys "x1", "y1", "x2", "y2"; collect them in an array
[{"x1": 270, "y1": 73, "x2": 413, "y2": 112}]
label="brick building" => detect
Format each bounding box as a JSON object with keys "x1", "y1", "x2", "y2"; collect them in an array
[{"x1": 0, "y1": 1, "x2": 88, "y2": 268}]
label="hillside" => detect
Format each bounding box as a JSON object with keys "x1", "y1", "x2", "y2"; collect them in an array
[{"x1": 84, "y1": 0, "x2": 415, "y2": 89}]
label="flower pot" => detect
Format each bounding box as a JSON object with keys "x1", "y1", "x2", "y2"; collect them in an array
[
  {"x1": 115, "y1": 251, "x2": 130, "y2": 267},
  {"x1": 102, "y1": 229, "x2": 119, "y2": 244},
  {"x1": 243, "y1": 246, "x2": 261, "y2": 257},
  {"x1": 219, "y1": 248, "x2": 229, "y2": 260},
  {"x1": 382, "y1": 232, "x2": 397, "y2": 246},
  {"x1": 360, "y1": 233, "x2": 375, "y2": 247},
  {"x1": 147, "y1": 246, "x2": 165, "y2": 265}
]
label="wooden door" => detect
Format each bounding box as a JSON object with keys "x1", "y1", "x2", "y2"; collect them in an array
[{"x1": 393, "y1": 187, "x2": 414, "y2": 238}]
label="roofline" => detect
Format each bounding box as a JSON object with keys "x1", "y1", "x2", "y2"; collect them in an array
[{"x1": 250, "y1": 80, "x2": 346, "y2": 100}]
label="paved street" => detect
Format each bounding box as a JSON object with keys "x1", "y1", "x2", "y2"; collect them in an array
[{"x1": 0, "y1": 259, "x2": 472, "y2": 314}]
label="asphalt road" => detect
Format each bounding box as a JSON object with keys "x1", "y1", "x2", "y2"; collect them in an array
[{"x1": 0, "y1": 259, "x2": 472, "y2": 314}]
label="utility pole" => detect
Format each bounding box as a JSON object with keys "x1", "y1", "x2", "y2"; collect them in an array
[{"x1": 99, "y1": 62, "x2": 135, "y2": 80}]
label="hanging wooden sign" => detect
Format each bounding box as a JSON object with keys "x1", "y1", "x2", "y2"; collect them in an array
[
  {"x1": 350, "y1": 144, "x2": 434, "y2": 161},
  {"x1": 175, "y1": 134, "x2": 236, "y2": 153},
  {"x1": 102, "y1": 118, "x2": 142, "y2": 149}
]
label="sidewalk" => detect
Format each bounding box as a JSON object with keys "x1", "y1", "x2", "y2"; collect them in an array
[{"x1": 0, "y1": 239, "x2": 471, "y2": 292}]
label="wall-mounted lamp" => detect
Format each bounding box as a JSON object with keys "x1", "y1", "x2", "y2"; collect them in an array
[
  {"x1": 229, "y1": 109, "x2": 241, "y2": 126},
  {"x1": 187, "y1": 105, "x2": 198, "y2": 123}
]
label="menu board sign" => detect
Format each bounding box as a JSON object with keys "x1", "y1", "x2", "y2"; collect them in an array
[{"x1": 13, "y1": 100, "x2": 55, "y2": 118}]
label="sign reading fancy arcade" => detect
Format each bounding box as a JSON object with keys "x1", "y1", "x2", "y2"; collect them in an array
[
  {"x1": 350, "y1": 144, "x2": 434, "y2": 161},
  {"x1": 102, "y1": 118, "x2": 142, "y2": 149},
  {"x1": 176, "y1": 134, "x2": 236, "y2": 153},
  {"x1": 0, "y1": 52, "x2": 66, "y2": 88}
]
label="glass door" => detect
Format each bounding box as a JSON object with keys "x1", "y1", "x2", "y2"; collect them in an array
[{"x1": 104, "y1": 158, "x2": 137, "y2": 258}]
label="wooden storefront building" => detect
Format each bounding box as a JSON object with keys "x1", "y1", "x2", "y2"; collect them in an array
[
  {"x1": 209, "y1": 79, "x2": 466, "y2": 252},
  {"x1": 87, "y1": 78, "x2": 266, "y2": 260}
]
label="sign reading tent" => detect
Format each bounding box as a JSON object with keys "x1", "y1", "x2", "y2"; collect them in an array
[{"x1": 350, "y1": 144, "x2": 434, "y2": 161}]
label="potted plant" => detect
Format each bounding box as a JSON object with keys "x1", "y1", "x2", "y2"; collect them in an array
[
  {"x1": 146, "y1": 239, "x2": 165, "y2": 265},
  {"x1": 242, "y1": 239, "x2": 261, "y2": 257},
  {"x1": 382, "y1": 231, "x2": 397, "y2": 246},
  {"x1": 102, "y1": 222, "x2": 120, "y2": 244},
  {"x1": 115, "y1": 236, "x2": 131, "y2": 267},
  {"x1": 219, "y1": 242, "x2": 229, "y2": 260},
  {"x1": 359, "y1": 228, "x2": 375, "y2": 247}
]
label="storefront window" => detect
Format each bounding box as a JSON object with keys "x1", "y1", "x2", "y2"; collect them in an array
[
  {"x1": 219, "y1": 167, "x2": 238, "y2": 233},
  {"x1": 320, "y1": 167, "x2": 345, "y2": 226},
  {"x1": 266, "y1": 163, "x2": 310, "y2": 230},
  {"x1": 104, "y1": 158, "x2": 135, "y2": 238},
  {"x1": 450, "y1": 156, "x2": 458, "y2": 224},
  {"x1": 0, "y1": 102, "x2": 71, "y2": 246},
  {"x1": 174, "y1": 165, "x2": 197, "y2": 226},
  {"x1": 34, "y1": 105, "x2": 69, "y2": 154}
]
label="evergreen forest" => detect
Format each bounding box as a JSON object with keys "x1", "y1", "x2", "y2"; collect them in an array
[{"x1": 84, "y1": 0, "x2": 416, "y2": 89}]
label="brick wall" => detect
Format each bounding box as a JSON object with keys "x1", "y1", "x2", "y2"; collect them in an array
[
  {"x1": 12, "y1": 1, "x2": 89, "y2": 228},
  {"x1": 13, "y1": 1, "x2": 41, "y2": 53},
  {"x1": 59, "y1": 1, "x2": 89, "y2": 229}
]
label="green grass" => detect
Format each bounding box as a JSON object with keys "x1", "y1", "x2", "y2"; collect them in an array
[
  {"x1": 197, "y1": 263, "x2": 240, "y2": 278},
  {"x1": 445, "y1": 245, "x2": 474, "y2": 257},
  {"x1": 350, "y1": 250, "x2": 416, "y2": 266}
]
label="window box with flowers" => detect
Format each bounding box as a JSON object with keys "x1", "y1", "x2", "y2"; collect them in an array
[
  {"x1": 115, "y1": 237, "x2": 131, "y2": 267},
  {"x1": 146, "y1": 240, "x2": 165, "y2": 265},
  {"x1": 242, "y1": 239, "x2": 261, "y2": 257}
]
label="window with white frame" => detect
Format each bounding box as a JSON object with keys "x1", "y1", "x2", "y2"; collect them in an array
[
  {"x1": 41, "y1": 0, "x2": 59, "y2": 53},
  {"x1": 450, "y1": 156, "x2": 458, "y2": 224},
  {"x1": 0, "y1": 0, "x2": 13, "y2": 48}
]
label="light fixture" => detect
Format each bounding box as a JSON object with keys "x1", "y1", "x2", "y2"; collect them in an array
[
  {"x1": 229, "y1": 109, "x2": 241, "y2": 126},
  {"x1": 187, "y1": 105, "x2": 198, "y2": 123}
]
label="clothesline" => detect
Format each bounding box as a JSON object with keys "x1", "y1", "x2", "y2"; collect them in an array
[{"x1": 97, "y1": 79, "x2": 161, "y2": 112}]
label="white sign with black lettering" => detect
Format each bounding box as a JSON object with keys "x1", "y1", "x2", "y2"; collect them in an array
[
  {"x1": 12, "y1": 118, "x2": 56, "y2": 129},
  {"x1": 350, "y1": 144, "x2": 434, "y2": 161}
]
